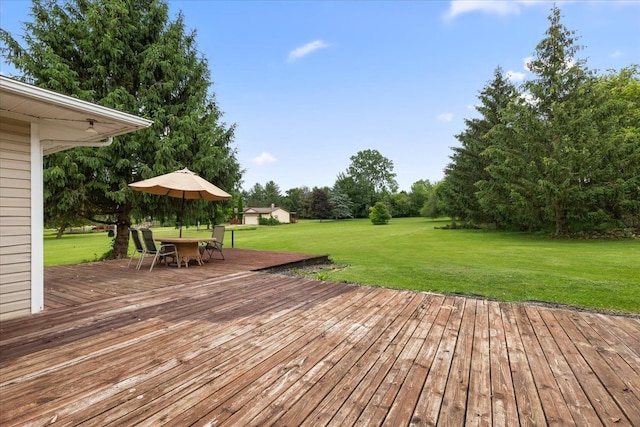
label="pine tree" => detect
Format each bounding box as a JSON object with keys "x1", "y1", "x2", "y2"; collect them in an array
[
  {"x1": 264, "y1": 181, "x2": 283, "y2": 207},
  {"x1": 518, "y1": 5, "x2": 597, "y2": 234},
  {"x1": 442, "y1": 67, "x2": 519, "y2": 226},
  {"x1": 329, "y1": 187, "x2": 353, "y2": 219}
]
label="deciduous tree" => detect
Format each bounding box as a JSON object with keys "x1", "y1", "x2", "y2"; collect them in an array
[
  {"x1": 311, "y1": 187, "x2": 332, "y2": 220},
  {"x1": 335, "y1": 149, "x2": 398, "y2": 218}
]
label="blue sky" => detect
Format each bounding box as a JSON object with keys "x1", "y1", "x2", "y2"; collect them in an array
[{"x1": 1, "y1": 1, "x2": 638, "y2": 192}]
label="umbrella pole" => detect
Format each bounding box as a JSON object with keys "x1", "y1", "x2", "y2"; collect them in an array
[{"x1": 180, "y1": 193, "x2": 185, "y2": 237}]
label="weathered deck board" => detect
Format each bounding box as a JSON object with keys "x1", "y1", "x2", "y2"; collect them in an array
[
  {"x1": 501, "y1": 304, "x2": 547, "y2": 426},
  {"x1": 1, "y1": 254, "x2": 639, "y2": 426},
  {"x1": 466, "y1": 299, "x2": 491, "y2": 427},
  {"x1": 512, "y1": 305, "x2": 575, "y2": 426},
  {"x1": 412, "y1": 296, "x2": 466, "y2": 426},
  {"x1": 439, "y1": 298, "x2": 476, "y2": 427},
  {"x1": 487, "y1": 300, "x2": 519, "y2": 427}
]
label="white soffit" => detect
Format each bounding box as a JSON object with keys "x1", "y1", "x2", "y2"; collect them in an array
[{"x1": 0, "y1": 76, "x2": 153, "y2": 155}]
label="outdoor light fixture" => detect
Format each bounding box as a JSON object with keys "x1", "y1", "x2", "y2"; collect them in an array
[{"x1": 85, "y1": 120, "x2": 98, "y2": 135}]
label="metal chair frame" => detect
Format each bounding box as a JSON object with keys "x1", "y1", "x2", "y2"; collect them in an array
[
  {"x1": 140, "y1": 228, "x2": 178, "y2": 271},
  {"x1": 202, "y1": 225, "x2": 225, "y2": 260},
  {"x1": 128, "y1": 228, "x2": 147, "y2": 269}
]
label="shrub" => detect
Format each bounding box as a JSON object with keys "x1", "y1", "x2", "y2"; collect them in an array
[
  {"x1": 259, "y1": 215, "x2": 281, "y2": 226},
  {"x1": 369, "y1": 202, "x2": 391, "y2": 225}
]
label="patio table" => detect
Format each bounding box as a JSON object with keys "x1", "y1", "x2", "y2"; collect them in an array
[{"x1": 158, "y1": 237, "x2": 216, "y2": 268}]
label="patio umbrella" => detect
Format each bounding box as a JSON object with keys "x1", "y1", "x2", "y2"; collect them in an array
[{"x1": 129, "y1": 168, "x2": 231, "y2": 236}]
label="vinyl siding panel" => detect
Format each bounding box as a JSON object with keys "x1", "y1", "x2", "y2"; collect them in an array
[
  {"x1": 0, "y1": 242, "x2": 30, "y2": 255},
  {"x1": 0, "y1": 261, "x2": 30, "y2": 276},
  {"x1": 0, "y1": 275, "x2": 31, "y2": 290},
  {"x1": 0, "y1": 117, "x2": 31, "y2": 320}
]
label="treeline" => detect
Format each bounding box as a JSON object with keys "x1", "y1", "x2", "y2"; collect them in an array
[
  {"x1": 241, "y1": 149, "x2": 439, "y2": 221},
  {"x1": 242, "y1": 177, "x2": 438, "y2": 221},
  {"x1": 437, "y1": 7, "x2": 639, "y2": 235}
]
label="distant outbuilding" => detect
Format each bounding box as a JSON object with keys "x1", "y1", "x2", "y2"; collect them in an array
[{"x1": 242, "y1": 205, "x2": 292, "y2": 225}]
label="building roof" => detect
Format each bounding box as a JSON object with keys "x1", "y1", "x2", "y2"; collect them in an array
[
  {"x1": 0, "y1": 76, "x2": 153, "y2": 155},
  {"x1": 243, "y1": 206, "x2": 288, "y2": 214}
]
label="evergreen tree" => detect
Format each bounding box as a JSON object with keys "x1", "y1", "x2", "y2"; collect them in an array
[
  {"x1": 475, "y1": 84, "x2": 548, "y2": 230},
  {"x1": 520, "y1": 5, "x2": 597, "y2": 234},
  {"x1": 589, "y1": 67, "x2": 640, "y2": 227},
  {"x1": 244, "y1": 183, "x2": 266, "y2": 207},
  {"x1": 264, "y1": 180, "x2": 282, "y2": 206},
  {"x1": 328, "y1": 186, "x2": 353, "y2": 219},
  {"x1": 437, "y1": 5, "x2": 639, "y2": 234},
  {"x1": 443, "y1": 67, "x2": 519, "y2": 225},
  {"x1": 369, "y1": 201, "x2": 391, "y2": 225},
  {"x1": 1, "y1": 0, "x2": 241, "y2": 257}
]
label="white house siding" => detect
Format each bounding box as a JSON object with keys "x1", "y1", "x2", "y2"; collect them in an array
[
  {"x1": 0, "y1": 117, "x2": 31, "y2": 320},
  {"x1": 272, "y1": 208, "x2": 290, "y2": 223}
]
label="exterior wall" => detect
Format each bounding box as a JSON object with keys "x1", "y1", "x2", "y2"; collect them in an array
[
  {"x1": 271, "y1": 208, "x2": 290, "y2": 223},
  {"x1": 0, "y1": 117, "x2": 31, "y2": 320}
]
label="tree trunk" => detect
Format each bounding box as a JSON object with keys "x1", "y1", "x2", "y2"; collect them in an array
[
  {"x1": 554, "y1": 200, "x2": 569, "y2": 235},
  {"x1": 111, "y1": 212, "x2": 131, "y2": 259},
  {"x1": 56, "y1": 222, "x2": 68, "y2": 239}
]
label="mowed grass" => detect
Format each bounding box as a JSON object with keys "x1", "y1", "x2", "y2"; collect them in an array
[{"x1": 44, "y1": 217, "x2": 640, "y2": 314}]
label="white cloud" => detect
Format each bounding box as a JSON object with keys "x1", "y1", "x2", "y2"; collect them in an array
[
  {"x1": 611, "y1": 49, "x2": 624, "y2": 58},
  {"x1": 251, "y1": 152, "x2": 277, "y2": 165},
  {"x1": 444, "y1": 0, "x2": 543, "y2": 21},
  {"x1": 437, "y1": 113, "x2": 454, "y2": 122},
  {"x1": 506, "y1": 70, "x2": 526, "y2": 82},
  {"x1": 287, "y1": 40, "x2": 330, "y2": 62}
]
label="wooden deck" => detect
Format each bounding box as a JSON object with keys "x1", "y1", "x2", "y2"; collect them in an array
[
  {"x1": 1, "y1": 250, "x2": 639, "y2": 426},
  {"x1": 42, "y1": 248, "x2": 329, "y2": 309}
]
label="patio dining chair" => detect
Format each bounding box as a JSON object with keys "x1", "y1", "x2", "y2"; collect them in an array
[
  {"x1": 200, "y1": 225, "x2": 225, "y2": 260},
  {"x1": 128, "y1": 228, "x2": 146, "y2": 269},
  {"x1": 139, "y1": 228, "x2": 178, "y2": 271}
]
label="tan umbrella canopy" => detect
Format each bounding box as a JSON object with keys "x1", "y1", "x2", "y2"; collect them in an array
[
  {"x1": 129, "y1": 168, "x2": 231, "y2": 236},
  {"x1": 129, "y1": 167, "x2": 231, "y2": 200}
]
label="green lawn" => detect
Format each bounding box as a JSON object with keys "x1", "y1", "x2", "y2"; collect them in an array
[{"x1": 44, "y1": 218, "x2": 640, "y2": 314}]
